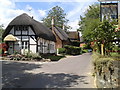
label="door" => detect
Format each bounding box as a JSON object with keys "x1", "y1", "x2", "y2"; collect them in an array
[
  {"x1": 8, "y1": 42, "x2": 14, "y2": 54},
  {"x1": 21, "y1": 41, "x2": 28, "y2": 54}
]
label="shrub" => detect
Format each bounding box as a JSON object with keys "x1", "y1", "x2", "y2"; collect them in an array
[
  {"x1": 92, "y1": 52, "x2": 119, "y2": 74},
  {"x1": 110, "y1": 52, "x2": 120, "y2": 58},
  {"x1": 41, "y1": 54, "x2": 65, "y2": 61},
  {"x1": 82, "y1": 49, "x2": 88, "y2": 53},
  {"x1": 71, "y1": 41, "x2": 80, "y2": 47},
  {"x1": 48, "y1": 55, "x2": 65, "y2": 61},
  {"x1": 26, "y1": 52, "x2": 42, "y2": 59},
  {"x1": 0, "y1": 49, "x2": 2, "y2": 55},
  {"x1": 58, "y1": 48, "x2": 66, "y2": 54},
  {"x1": 83, "y1": 44, "x2": 92, "y2": 49},
  {"x1": 64, "y1": 45, "x2": 82, "y2": 55}
]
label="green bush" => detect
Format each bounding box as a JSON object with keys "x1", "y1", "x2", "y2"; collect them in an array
[
  {"x1": 92, "y1": 52, "x2": 120, "y2": 74},
  {"x1": 26, "y1": 52, "x2": 42, "y2": 59},
  {"x1": 58, "y1": 48, "x2": 66, "y2": 54},
  {"x1": 0, "y1": 49, "x2": 2, "y2": 55},
  {"x1": 83, "y1": 44, "x2": 92, "y2": 49},
  {"x1": 110, "y1": 52, "x2": 120, "y2": 58},
  {"x1": 48, "y1": 55, "x2": 65, "y2": 61},
  {"x1": 82, "y1": 49, "x2": 88, "y2": 53},
  {"x1": 92, "y1": 53, "x2": 112, "y2": 75},
  {"x1": 64, "y1": 45, "x2": 82, "y2": 55},
  {"x1": 71, "y1": 41, "x2": 80, "y2": 47},
  {"x1": 41, "y1": 54, "x2": 65, "y2": 61}
]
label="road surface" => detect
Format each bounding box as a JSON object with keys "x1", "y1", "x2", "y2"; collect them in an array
[{"x1": 2, "y1": 53, "x2": 95, "y2": 88}]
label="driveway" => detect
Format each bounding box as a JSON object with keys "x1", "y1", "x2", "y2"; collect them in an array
[{"x1": 2, "y1": 53, "x2": 95, "y2": 88}]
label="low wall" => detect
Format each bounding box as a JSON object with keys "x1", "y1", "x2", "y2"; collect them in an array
[
  {"x1": 95, "y1": 61, "x2": 120, "y2": 88},
  {"x1": 92, "y1": 54, "x2": 120, "y2": 88}
]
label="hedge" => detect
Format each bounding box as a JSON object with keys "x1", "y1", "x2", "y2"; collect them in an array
[
  {"x1": 71, "y1": 41, "x2": 80, "y2": 47},
  {"x1": 58, "y1": 48, "x2": 66, "y2": 54},
  {"x1": 92, "y1": 52, "x2": 120, "y2": 88},
  {"x1": 64, "y1": 45, "x2": 82, "y2": 55}
]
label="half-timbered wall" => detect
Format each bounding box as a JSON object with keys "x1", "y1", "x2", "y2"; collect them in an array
[
  {"x1": 8, "y1": 26, "x2": 56, "y2": 54},
  {"x1": 38, "y1": 38, "x2": 56, "y2": 54},
  {"x1": 29, "y1": 27, "x2": 36, "y2": 53}
]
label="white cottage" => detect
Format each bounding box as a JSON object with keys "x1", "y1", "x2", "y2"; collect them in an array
[{"x1": 2, "y1": 13, "x2": 56, "y2": 55}]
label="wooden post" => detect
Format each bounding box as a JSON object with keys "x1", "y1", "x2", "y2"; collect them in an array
[{"x1": 101, "y1": 44, "x2": 104, "y2": 55}]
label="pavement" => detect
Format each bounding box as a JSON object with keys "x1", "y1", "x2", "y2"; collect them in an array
[{"x1": 2, "y1": 53, "x2": 95, "y2": 88}]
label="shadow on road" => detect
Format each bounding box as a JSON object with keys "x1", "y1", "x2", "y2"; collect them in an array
[
  {"x1": 2, "y1": 61, "x2": 42, "y2": 88},
  {"x1": 2, "y1": 61, "x2": 90, "y2": 88},
  {"x1": 23, "y1": 72, "x2": 89, "y2": 88}
]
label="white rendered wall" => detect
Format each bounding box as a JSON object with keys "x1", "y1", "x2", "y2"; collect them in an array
[
  {"x1": 29, "y1": 27, "x2": 36, "y2": 53},
  {"x1": 30, "y1": 45, "x2": 36, "y2": 53},
  {"x1": 9, "y1": 27, "x2": 14, "y2": 34},
  {"x1": 50, "y1": 41, "x2": 56, "y2": 53},
  {"x1": 14, "y1": 41, "x2": 21, "y2": 53},
  {"x1": 29, "y1": 27, "x2": 35, "y2": 35},
  {"x1": 7, "y1": 26, "x2": 56, "y2": 54},
  {"x1": 30, "y1": 36, "x2": 36, "y2": 44},
  {"x1": 38, "y1": 38, "x2": 56, "y2": 54}
]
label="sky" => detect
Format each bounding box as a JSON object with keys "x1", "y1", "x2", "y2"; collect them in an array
[{"x1": 0, "y1": 0, "x2": 99, "y2": 31}]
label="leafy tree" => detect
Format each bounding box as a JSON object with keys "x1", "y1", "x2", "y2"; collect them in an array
[
  {"x1": 95, "y1": 20, "x2": 117, "y2": 55},
  {"x1": 78, "y1": 4, "x2": 100, "y2": 43},
  {"x1": 42, "y1": 6, "x2": 70, "y2": 31},
  {"x1": 0, "y1": 25, "x2": 4, "y2": 43},
  {"x1": 78, "y1": 4, "x2": 119, "y2": 55}
]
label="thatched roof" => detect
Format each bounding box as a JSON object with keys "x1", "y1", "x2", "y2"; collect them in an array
[
  {"x1": 54, "y1": 27, "x2": 69, "y2": 41},
  {"x1": 3, "y1": 13, "x2": 56, "y2": 41},
  {"x1": 67, "y1": 31, "x2": 80, "y2": 41}
]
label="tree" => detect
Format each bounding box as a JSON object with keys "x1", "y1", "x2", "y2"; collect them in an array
[
  {"x1": 78, "y1": 4, "x2": 100, "y2": 43},
  {"x1": 94, "y1": 20, "x2": 117, "y2": 55},
  {"x1": 0, "y1": 25, "x2": 4, "y2": 43},
  {"x1": 78, "y1": 4, "x2": 118, "y2": 55},
  {"x1": 42, "y1": 6, "x2": 69, "y2": 31}
]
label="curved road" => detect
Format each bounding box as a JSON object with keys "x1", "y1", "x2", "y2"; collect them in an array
[
  {"x1": 23, "y1": 53, "x2": 95, "y2": 88},
  {"x1": 2, "y1": 53, "x2": 95, "y2": 88}
]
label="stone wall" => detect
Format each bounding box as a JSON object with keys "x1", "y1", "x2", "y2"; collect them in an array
[{"x1": 95, "y1": 60, "x2": 120, "y2": 89}]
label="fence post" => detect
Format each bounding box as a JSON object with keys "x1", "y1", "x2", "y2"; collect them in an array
[{"x1": 101, "y1": 44, "x2": 104, "y2": 55}]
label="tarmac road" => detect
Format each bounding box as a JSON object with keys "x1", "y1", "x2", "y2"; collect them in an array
[
  {"x1": 23, "y1": 53, "x2": 95, "y2": 88},
  {"x1": 2, "y1": 53, "x2": 95, "y2": 88}
]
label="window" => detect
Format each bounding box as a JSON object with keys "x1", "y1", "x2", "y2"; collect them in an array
[
  {"x1": 22, "y1": 41, "x2": 28, "y2": 49},
  {"x1": 14, "y1": 26, "x2": 28, "y2": 35},
  {"x1": 22, "y1": 26, "x2": 28, "y2": 35},
  {"x1": 14, "y1": 26, "x2": 21, "y2": 35}
]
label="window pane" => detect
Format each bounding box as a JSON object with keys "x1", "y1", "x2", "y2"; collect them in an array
[{"x1": 22, "y1": 26, "x2": 28, "y2": 35}]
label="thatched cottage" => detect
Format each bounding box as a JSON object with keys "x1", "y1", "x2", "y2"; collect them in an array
[
  {"x1": 51, "y1": 26, "x2": 70, "y2": 49},
  {"x1": 51, "y1": 17, "x2": 69, "y2": 49},
  {"x1": 2, "y1": 13, "x2": 56, "y2": 54}
]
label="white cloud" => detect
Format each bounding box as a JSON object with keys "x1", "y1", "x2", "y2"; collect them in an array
[
  {"x1": 0, "y1": 0, "x2": 98, "y2": 31},
  {"x1": 68, "y1": 20, "x2": 79, "y2": 31},
  {"x1": 15, "y1": 0, "x2": 98, "y2": 2},
  {"x1": 38, "y1": 10, "x2": 46, "y2": 17},
  {"x1": 66, "y1": 4, "x2": 88, "y2": 31},
  {"x1": 26, "y1": 5, "x2": 32, "y2": 11},
  {"x1": 66, "y1": 0, "x2": 97, "y2": 31},
  {"x1": 0, "y1": 0, "x2": 26, "y2": 28},
  {"x1": 0, "y1": 0, "x2": 42, "y2": 29}
]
